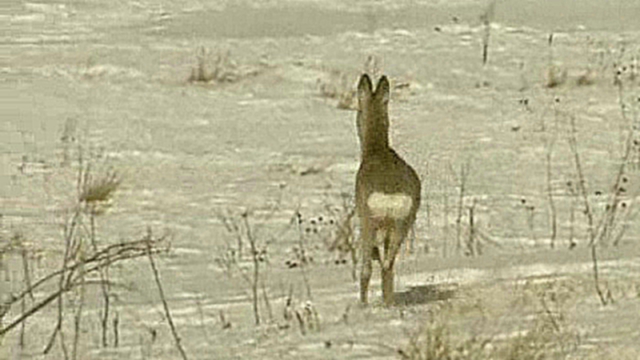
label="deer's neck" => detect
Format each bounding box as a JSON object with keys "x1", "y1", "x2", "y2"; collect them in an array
[{"x1": 361, "y1": 123, "x2": 390, "y2": 157}]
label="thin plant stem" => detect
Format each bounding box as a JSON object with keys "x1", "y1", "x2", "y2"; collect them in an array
[
  {"x1": 567, "y1": 115, "x2": 607, "y2": 306},
  {"x1": 72, "y1": 248, "x2": 86, "y2": 360},
  {"x1": 145, "y1": 230, "x2": 189, "y2": 360},
  {"x1": 296, "y1": 215, "x2": 313, "y2": 300},
  {"x1": 88, "y1": 210, "x2": 111, "y2": 348},
  {"x1": 242, "y1": 214, "x2": 261, "y2": 325}
]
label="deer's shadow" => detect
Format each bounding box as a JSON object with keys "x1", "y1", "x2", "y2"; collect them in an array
[{"x1": 394, "y1": 284, "x2": 457, "y2": 306}]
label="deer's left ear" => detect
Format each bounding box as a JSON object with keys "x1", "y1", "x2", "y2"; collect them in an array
[{"x1": 357, "y1": 73, "x2": 374, "y2": 105}]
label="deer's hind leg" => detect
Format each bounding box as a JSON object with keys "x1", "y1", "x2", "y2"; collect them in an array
[
  {"x1": 381, "y1": 220, "x2": 411, "y2": 306},
  {"x1": 359, "y1": 216, "x2": 376, "y2": 305}
]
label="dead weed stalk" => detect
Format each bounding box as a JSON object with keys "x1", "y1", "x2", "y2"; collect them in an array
[
  {"x1": 188, "y1": 47, "x2": 265, "y2": 84},
  {"x1": 0, "y1": 147, "x2": 169, "y2": 360},
  {"x1": 215, "y1": 209, "x2": 273, "y2": 325},
  {"x1": 565, "y1": 73, "x2": 638, "y2": 305},
  {"x1": 145, "y1": 227, "x2": 189, "y2": 360}
]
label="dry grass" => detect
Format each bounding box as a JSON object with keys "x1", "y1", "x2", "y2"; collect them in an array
[
  {"x1": 79, "y1": 170, "x2": 121, "y2": 204},
  {"x1": 316, "y1": 69, "x2": 357, "y2": 110},
  {"x1": 316, "y1": 55, "x2": 418, "y2": 110},
  {"x1": 316, "y1": 70, "x2": 418, "y2": 110},
  {"x1": 576, "y1": 69, "x2": 597, "y2": 86},
  {"x1": 402, "y1": 278, "x2": 581, "y2": 360},
  {"x1": 546, "y1": 65, "x2": 568, "y2": 88},
  {"x1": 188, "y1": 47, "x2": 265, "y2": 84}
]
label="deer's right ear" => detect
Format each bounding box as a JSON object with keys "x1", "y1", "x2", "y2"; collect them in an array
[
  {"x1": 375, "y1": 76, "x2": 390, "y2": 105},
  {"x1": 357, "y1": 74, "x2": 373, "y2": 105}
]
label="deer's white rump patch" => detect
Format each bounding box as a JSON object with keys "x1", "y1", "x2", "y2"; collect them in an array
[{"x1": 367, "y1": 192, "x2": 413, "y2": 219}]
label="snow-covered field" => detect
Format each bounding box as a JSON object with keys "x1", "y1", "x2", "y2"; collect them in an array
[{"x1": 2, "y1": 0, "x2": 640, "y2": 358}]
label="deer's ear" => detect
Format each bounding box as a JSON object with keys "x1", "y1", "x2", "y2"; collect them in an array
[
  {"x1": 375, "y1": 76, "x2": 390, "y2": 104},
  {"x1": 357, "y1": 73, "x2": 373, "y2": 105}
]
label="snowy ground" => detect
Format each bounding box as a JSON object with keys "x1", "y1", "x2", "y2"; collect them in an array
[{"x1": 2, "y1": 0, "x2": 640, "y2": 358}]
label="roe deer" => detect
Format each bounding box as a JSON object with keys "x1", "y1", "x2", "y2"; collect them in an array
[{"x1": 355, "y1": 74, "x2": 421, "y2": 306}]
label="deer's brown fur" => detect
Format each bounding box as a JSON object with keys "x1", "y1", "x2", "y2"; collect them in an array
[{"x1": 355, "y1": 74, "x2": 421, "y2": 306}]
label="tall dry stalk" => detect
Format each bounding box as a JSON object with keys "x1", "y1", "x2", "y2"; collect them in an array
[
  {"x1": 566, "y1": 68, "x2": 637, "y2": 305},
  {"x1": 145, "y1": 228, "x2": 189, "y2": 360},
  {"x1": 544, "y1": 106, "x2": 559, "y2": 248},
  {"x1": 567, "y1": 114, "x2": 606, "y2": 305},
  {"x1": 480, "y1": 0, "x2": 496, "y2": 66},
  {"x1": 295, "y1": 211, "x2": 313, "y2": 301},
  {"x1": 242, "y1": 212, "x2": 262, "y2": 325},
  {"x1": 215, "y1": 209, "x2": 276, "y2": 326},
  {"x1": 451, "y1": 161, "x2": 471, "y2": 255}
]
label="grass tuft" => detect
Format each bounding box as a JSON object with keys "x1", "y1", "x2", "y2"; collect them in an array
[
  {"x1": 79, "y1": 170, "x2": 121, "y2": 205},
  {"x1": 546, "y1": 66, "x2": 567, "y2": 88}
]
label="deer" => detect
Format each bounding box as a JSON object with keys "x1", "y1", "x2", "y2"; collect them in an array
[{"x1": 355, "y1": 73, "x2": 421, "y2": 306}]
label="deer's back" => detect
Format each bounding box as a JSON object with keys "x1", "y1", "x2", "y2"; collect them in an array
[{"x1": 356, "y1": 149, "x2": 421, "y2": 222}]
